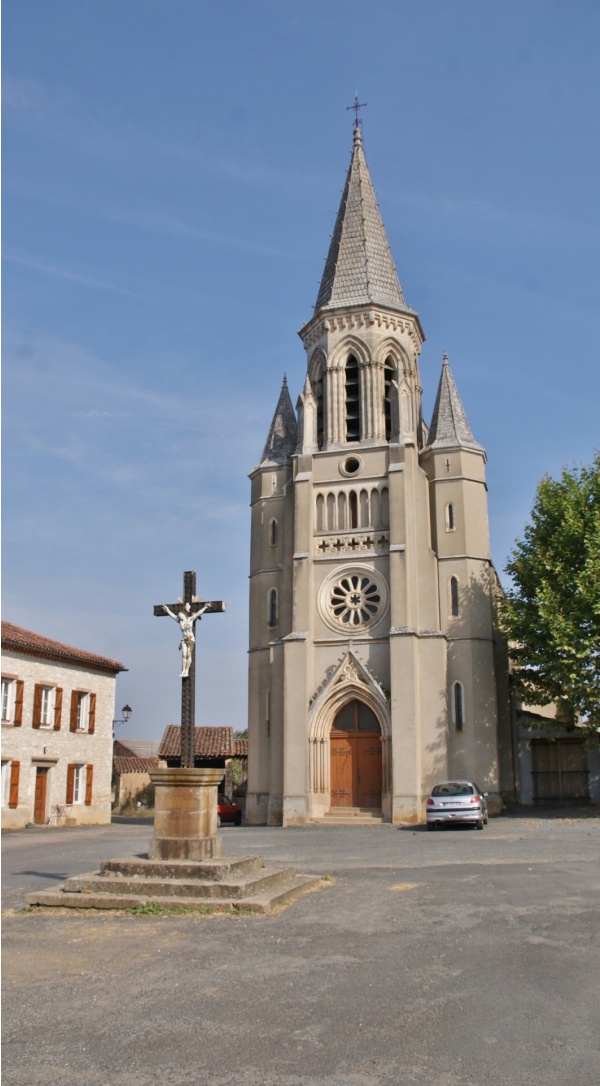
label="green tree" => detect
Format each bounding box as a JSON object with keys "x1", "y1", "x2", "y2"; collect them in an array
[{"x1": 501, "y1": 454, "x2": 600, "y2": 740}]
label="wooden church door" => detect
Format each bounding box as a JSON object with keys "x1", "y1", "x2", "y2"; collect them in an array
[{"x1": 330, "y1": 700, "x2": 382, "y2": 808}]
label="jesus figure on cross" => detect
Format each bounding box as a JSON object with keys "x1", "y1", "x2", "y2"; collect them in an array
[{"x1": 162, "y1": 601, "x2": 208, "y2": 677}]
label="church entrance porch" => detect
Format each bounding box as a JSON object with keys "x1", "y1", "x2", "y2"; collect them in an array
[{"x1": 329, "y1": 700, "x2": 382, "y2": 809}]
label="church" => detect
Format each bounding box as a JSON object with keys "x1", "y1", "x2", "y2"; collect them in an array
[{"x1": 246, "y1": 123, "x2": 513, "y2": 826}]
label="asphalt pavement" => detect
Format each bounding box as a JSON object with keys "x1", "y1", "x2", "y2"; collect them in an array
[{"x1": 2, "y1": 812, "x2": 599, "y2": 1086}]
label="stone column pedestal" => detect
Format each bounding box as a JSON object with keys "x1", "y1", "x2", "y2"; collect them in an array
[{"x1": 148, "y1": 768, "x2": 223, "y2": 861}]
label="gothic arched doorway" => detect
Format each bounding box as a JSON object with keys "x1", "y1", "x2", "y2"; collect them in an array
[{"x1": 330, "y1": 699, "x2": 382, "y2": 808}]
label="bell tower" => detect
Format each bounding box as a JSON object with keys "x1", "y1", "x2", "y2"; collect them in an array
[{"x1": 246, "y1": 125, "x2": 504, "y2": 826}]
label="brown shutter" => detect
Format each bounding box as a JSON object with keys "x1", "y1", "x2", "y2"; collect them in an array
[
  {"x1": 8, "y1": 762, "x2": 20, "y2": 808},
  {"x1": 85, "y1": 764, "x2": 94, "y2": 806},
  {"x1": 54, "y1": 687, "x2": 63, "y2": 730},
  {"x1": 88, "y1": 694, "x2": 96, "y2": 734},
  {"x1": 32, "y1": 684, "x2": 43, "y2": 728},
  {"x1": 70, "y1": 691, "x2": 78, "y2": 732},
  {"x1": 66, "y1": 763, "x2": 75, "y2": 805},
  {"x1": 14, "y1": 681, "x2": 24, "y2": 727}
]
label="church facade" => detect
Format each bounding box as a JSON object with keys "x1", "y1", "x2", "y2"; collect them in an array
[{"x1": 246, "y1": 125, "x2": 512, "y2": 826}]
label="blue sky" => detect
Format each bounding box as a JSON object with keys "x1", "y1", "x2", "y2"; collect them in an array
[{"x1": 3, "y1": 0, "x2": 599, "y2": 741}]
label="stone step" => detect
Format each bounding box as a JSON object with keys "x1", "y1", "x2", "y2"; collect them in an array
[
  {"x1": 61, "y1": 865, "x2": 300, "y2": 901},
  {"x1": 313, "y1": 808, "x2": 386, "y2": 825},
  {"x1": 99, "y1": 854, "x2": 265, "y2": 882},
  {"x1": 25, "y1": 873, "x2": 322, "y2": 915}
]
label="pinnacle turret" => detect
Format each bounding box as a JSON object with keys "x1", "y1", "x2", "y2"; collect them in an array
[
  {"x1": 427, "y1": 354, "x2": 484, "y2": 454},
  {"x1": 314, "y1": 126, "x2": 411, "y2": 314},
  {"x1": 260, "y1": 375, "x2": 298, "y2": 465}
]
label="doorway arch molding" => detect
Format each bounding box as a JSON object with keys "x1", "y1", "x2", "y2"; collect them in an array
[{"x1": 308, "y1": 652, "x2": 390, "y2": 796}]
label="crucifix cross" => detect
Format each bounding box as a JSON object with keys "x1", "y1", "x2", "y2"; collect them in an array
[
  {"x1": 154, "y1": 571, "x2": 225, "y2": 768},
  {"x1": 346, "y1": 94, "x2": 367, "y2": 127}
]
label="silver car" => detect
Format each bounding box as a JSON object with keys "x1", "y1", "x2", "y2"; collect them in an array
[{"x1": 426, "y1": 780, "x2": 488, "y2": 831}]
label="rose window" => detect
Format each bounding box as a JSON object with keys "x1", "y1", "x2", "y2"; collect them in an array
[{"x1": 329, "y1": 574, "x2": 382, "y2": 627}]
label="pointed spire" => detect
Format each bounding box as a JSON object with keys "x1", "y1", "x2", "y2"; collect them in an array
[
  {"x1": 260, "y1": 375, "x2": 298, "y2": 465},
  {"x1": 314, "y1": 126, "x2": 410, "y2": 314},
  {"x1": 427, "y1": 353, "x2": 485, "y2": 453}
]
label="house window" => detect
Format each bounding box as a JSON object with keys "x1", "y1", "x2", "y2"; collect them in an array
[
  {"x1": 73, "y1": 765, "x2": 84, "y2": 804},
  {"x1": 70, "y1": 691, "x2": 96, "y2": 733},
  {"x1": 2, "y1": 678, "x2": 16, "y2": 722},
  {"x1": 2, "y1": 760, "x2": 20, "y2": 809},
  {"x1": 1, "y1": 761, "x2": 11, "y2": 807},
  {"x1": 33, "y1": 684, "x2": 62, "y2": 730},
  {"x1": 77, "y1": 693, "x2": 89, "y2": 730},
  {"x1": 268, "y1": 588, "x2": 278, "y2": 629},
  {"x1": 450, "y1": 577, "x2": 459, "y2": 617},
  {"x1": 453, "y1": 682, "x2": 464, "y2": 731},
  {"x1": 40, "y1": 686, "x2": 56, "y2": 726},
  {"x1": 345, "y1": 355, "x2": 361, "y2": 442}
]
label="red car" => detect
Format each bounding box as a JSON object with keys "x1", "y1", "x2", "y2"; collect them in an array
[{"x1": 217, "y1": 794, "x2": 242, "y2": 826}]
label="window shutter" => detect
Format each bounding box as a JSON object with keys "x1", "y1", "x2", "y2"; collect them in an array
[
  {"x1": 33, "y1": 684, "x2": 43, "y2": 728},
  {"x1": 70, "y1": 691, "x2": 78, "y2": 732},
  {"x1": 8, "y1": 762, "x2": 20, "y2": 808},
  {"x1": 85, "y1": 764, "x2": 94, "y2": 806},
  {"x1": 14, "y1": 681, "x2": 24, "y2": 727},
  {"x1": 54, "y1": 687, "x2": 63, "y2": 730},
  {"x1": 66, "y1": 764, "x2": 75, "y2": 805},
  {"x1": 88, "y1": 694, "x2": 96, "y2": 734}
]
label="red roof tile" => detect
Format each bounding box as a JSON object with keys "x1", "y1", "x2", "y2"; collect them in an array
[
  {"x1": 114, "y1": 757, "x2": 160, "y2": 775},
  {"x1": 234, "y1": 738, "x2": 248, "y2": 757},
  {"x1": 158, "y1": 725, "x2": 235, "y2": 759},
  {"x1": 2, "y1": 622, "x2": 126, "y2": 673}
]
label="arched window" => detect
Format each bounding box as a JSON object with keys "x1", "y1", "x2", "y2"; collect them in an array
[
  {"x1": 268, "y1": 589, "x2": 278, "y2": 629},
  {"x1": 450, "y1": 577, "x2": 459, "y2": 617},
  {"x1": 453, "y1": 682, "x2": 464, "y2": 731},
  {"x1": 446, "y1": 503, "x2": 455, "y2": 532},
  {"x1": 312, "y1": 362, "x2": 324, "y2": 449},
  {"x1": 269, "y1": 518, "x2": 278, "y2": 547},
  {"x1": 384, "y1": 356, "x2": 396, "y2": 441},
  {"x1": 316, "y1": 493, "x2": 325, "y2": 532},
  {"x1": 345, "y1": 355, "x2": 361, "y2": 442},
  {"x1": 349, "y1": 490, "x2": 358, "y2": 529}
]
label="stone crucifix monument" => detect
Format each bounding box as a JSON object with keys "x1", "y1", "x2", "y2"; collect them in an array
[{"x1": 149, "y1": 570, "x2": 226, "y2": 861}]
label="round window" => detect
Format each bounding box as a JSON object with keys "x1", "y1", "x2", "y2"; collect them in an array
[
  {"x1": 340, "y1": 455, "x2": 362, "y2": 477},
  {"x1": 319, "y1": 568, "x2": 389, "y2": 632}
]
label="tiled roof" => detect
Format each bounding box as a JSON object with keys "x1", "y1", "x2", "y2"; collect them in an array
[
  {"x1": 426, "y1": 354, "x2": 485, "y2": 454},
  {"x1": 314, "y1": 126, "x2": 411, "y2": 315},
  {"x1": 234, "y1": 738, "x2": 248, "y2": 758},
  {"x1": 1, "y1": 621, "x2": 126, "y2": 673},
  {"x1": 114, "y1": 756, "x2": 160, "y2": 775},
  {"x1": 260, "y1": 375, "x2": 298, "y2": 465},
  {"x1": 158, "y1": 725, "x2": 236, "y2": 759}
]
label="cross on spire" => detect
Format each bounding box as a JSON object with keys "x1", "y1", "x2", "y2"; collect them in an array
[
  {"x1": 346, "y1": 94, "x2": 367, "y2": 127},
  {"x1": 154, "y1": 571, "x2": 225, "y2": 768}
]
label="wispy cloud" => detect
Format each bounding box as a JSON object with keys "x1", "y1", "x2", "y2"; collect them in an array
[{"x1": 3, "y1": 251, "x2": 142, "y2": 298}]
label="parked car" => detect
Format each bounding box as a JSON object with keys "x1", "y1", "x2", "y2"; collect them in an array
[
  {"x1": 217, "y1": 794, "x2": 242, "y2": 826},
  {"x1": 426, "y1": 780, "x2": 488, "y2": 831}
]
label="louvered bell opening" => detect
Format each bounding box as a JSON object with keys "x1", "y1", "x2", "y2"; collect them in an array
[{"x1": 345, "y1": 356, "x2": 361, "y2": 442}]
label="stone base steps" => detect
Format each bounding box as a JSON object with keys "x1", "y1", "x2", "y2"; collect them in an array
[
  {"x1": 311, "y1": 808, "x2": 387, "y2": 826},
  {"x1": 24, "y1": 853, "x2": 322, "y2": 915}
]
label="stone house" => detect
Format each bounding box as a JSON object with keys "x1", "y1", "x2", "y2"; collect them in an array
[
  {"x1": 1, "y1": 622, "x2": 126, "y2": 828},
  {"x1": 112, "y1": 739, "x2": 161, "y2": 806}
]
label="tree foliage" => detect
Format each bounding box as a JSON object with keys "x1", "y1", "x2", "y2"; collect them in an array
[{"x1": 500, "y1": 453, "x2": 600, "y2": 739}]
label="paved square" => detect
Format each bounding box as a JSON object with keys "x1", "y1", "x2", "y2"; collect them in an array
[{"x1": 2, "y1": 814, "x2": 599, "y2": 1086}]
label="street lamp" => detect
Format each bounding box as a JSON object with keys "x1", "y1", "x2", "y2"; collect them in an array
[{"x1": 113, "y1": 704, "x2": 133, "y2": 729}]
